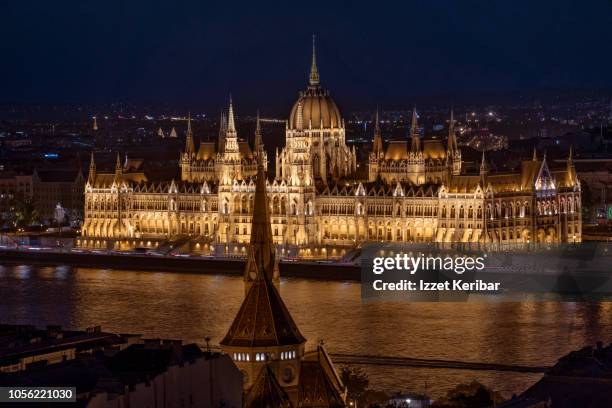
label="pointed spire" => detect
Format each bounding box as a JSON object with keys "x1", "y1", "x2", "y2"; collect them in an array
[
  {"x1": 88, "y1": 151, "x2": 96, "y2": 182},
  {"x1": 372, "y1": 107, "x2": 383, "y2": 156},
  {"x1": 567, "y1": 146, "x2": 577, "y2": 186},
  {"x1": 410, "y1": 107, "x2": 421, "y2": 152},
  {"x1": 309, "y1": 34, "x2": 320, "y2": 87},
  {"x1": 92, "y1": 116, "x2": 98, "y2": 131},
  {"x1": 185, "y1": 112, "x2": 195, "y2": 154},
  {"x1": 114, "y1": 152, "x2": 122, "y2": 180},
  {"x1": 242, "y1": 150, "x2": 279, "y2": 290},
  {"x1": 254, "y1": 110, "x2": 264, "y2": 159},
  {"x1": 532, "y1": 147, "x2": 537, "y2": 161},
  {"x1": 411, "y1": 106, "x2": 418, "y2": 134},
  {"x1": 227, "y1": 95, "x2": 236, "y2": 133},
  {"x1": 448, "y1": 107, "x2": 457, "y2": 152},
  {"x1": 480, "y1": 150, "x2": 488, "y2": 176}
]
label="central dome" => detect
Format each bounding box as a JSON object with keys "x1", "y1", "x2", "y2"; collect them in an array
[
  {"x1": 289, "y1": 88, "x2": 342, "y2": 130},
  {"x1": 288, "y1": 37, "x2": 342, "y2": 130}
]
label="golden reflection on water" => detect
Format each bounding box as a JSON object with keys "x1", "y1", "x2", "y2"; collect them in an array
[{"x1": 1, "y1": 264, "x2": 612, "y2": 398}]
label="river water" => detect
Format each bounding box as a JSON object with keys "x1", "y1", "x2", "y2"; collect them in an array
[{"x1": 1, "y1": 264, "x2": 612, "y2": 399}]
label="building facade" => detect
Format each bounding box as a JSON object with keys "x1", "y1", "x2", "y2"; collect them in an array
[{"x1": 81, "y1": 40, "x2": 582, "y2": 252}]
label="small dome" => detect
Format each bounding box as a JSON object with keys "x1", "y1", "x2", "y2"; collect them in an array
[{"x1": 289, "y1": 88, "x2": 342, "y2": 130}]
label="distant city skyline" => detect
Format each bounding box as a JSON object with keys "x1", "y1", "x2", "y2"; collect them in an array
[{"x1": 2, "y1": 1, "x2": 612, "y2": 113}]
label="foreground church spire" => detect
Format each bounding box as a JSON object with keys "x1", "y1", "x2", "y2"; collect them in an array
[
  {"x1": 243, "y1": 158, "x2": 279, "y2": 293},
  {"x1": 309, "y1": 34, "x2": 320, "y2": 87},
  {"x1": 221, "y1": 158, "x2": 305, "y2": 393}
]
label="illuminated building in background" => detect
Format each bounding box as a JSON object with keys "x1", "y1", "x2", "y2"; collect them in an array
[{"x1": 81, "y1": 38, "x2": 581, "y2": 250}]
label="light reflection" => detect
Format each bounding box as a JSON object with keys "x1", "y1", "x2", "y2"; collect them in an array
[
  {"x1": 55, "y1": 265, "x2": 70, "y2": 279},
  {"x1": 15, "y1": 265, "x2": 31, "y2": 279}
]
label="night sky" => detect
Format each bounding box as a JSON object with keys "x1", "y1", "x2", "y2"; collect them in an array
[{"x1": 2, "y1": 0, "x2": 612, "y2": 113}]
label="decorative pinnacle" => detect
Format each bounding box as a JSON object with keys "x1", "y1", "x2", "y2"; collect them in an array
[
  {"x1": 480, "y1": 150, "x2": 488, "y2": 174},
  {"x1": 309, "y1": 34, "x2": 320, "y2": 87},
  {"x1": 411, "y1": 107, "x2": 418, "y2": 134},
  {"x1": 227, "y1": 94, "x2": 236, "y2": 133}
]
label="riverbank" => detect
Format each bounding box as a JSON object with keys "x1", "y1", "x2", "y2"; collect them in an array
[{"x1": 0, "y1": 249, "x2": 360, "y2": 281}]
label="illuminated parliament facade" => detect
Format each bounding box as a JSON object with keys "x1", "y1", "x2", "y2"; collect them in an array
[{"x1": 81, "y1": 41, "x2": 582, "y2": 253}]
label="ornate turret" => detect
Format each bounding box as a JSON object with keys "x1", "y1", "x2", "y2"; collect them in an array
[
  {"x1": 184, "y1": 113, "x2": 195, "y2": 155},
  {"x1": 447, "y1": 108, "x2": 457, "y2": 153},
  {"x1": 114, "y1": 152, "x2": 122, "y2": 182},
  {"x1": 480, "y1": 150, "x2": 489, "y2": 177},
  {"x1": 254, "y1": 111, "x2": 265, "y2": 160},
  {"x1": 447, "y1": 107, "x2": 461, "y2": 175},
  {"x1": 223, "y1": 96, "x2": 240, "y2": 158},
  {"x1": 372, "y1": 108, "x2": 384, "y2": 158},
  {"x1": 87, "y1": 151, "x2": 96, "y2": 184},
  {"x1": 410, "y1": 107, "x2": 421, "y2": 153},
  {"x1": 566, "y1": 145, "x2": 578, "y2": 187}
]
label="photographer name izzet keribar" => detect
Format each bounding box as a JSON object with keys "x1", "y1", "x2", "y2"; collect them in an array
[{"x1": 372, "y1": 279, "x2": 501, "y2": 292}]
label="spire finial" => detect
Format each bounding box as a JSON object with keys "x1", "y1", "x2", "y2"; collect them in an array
[
  {"x1": 254, "y1": 110, "x2": 264, "y2": 159},
  {"x1": 185, "y1": 112, "x2": 195, "y2": 154},
  {"x1": 88, "y1": 151, "x2": 96, "y2": 183},
  {"x1": 480, "y1": 150, "x2": 488, "y2": 175},
  {"x1": 448, "y1": 107, "x2": 456, "y2": 152},
  {"x1": 532, "y1": 147, "x2": 537, "y2": 161},
  {"x1": 309, "y1": 34, "x2": 320, "y2": 87},
  {"x1": 568, "y1": 145, "x2": 573, "y2": 163},
  {"x1": 411, "y1": 106, "x2": 418, "y2": 134},
  {"x1": 115, "y1": 152, "x2": 122, "y2": 178},
  {"x1": 227, "y1": 94, "x2": 236, "y2": 133}
]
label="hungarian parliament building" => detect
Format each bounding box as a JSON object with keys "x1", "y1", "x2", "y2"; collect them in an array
[{"x1": 80, "y1": 41, "x2": 582, "y2": 255}]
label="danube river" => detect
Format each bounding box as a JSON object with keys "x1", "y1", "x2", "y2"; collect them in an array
[{"x1": 2, "y1": 264, "x2": 612, "y2": 398}]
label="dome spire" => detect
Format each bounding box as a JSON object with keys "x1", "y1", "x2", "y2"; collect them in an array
[
  {"x1": 227, "y1": 94, "x2": 236, "y2": 133},
  {"x1": 309, "y1": 34, "x2": 320, "y2": 87}
]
